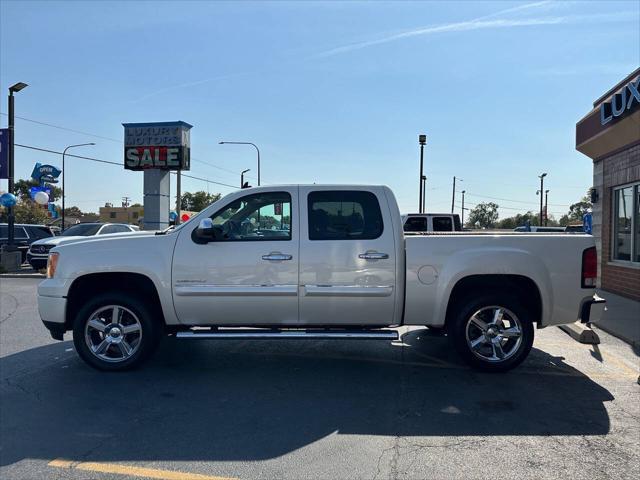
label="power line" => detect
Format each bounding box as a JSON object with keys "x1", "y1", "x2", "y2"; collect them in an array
[
  {"x1": 462, "y1": 191, "x2": 571, "y2": 208},
  {"x1": 1, "y1": 112, "x2": 122, "y2": 143},
  {"x1": 459, "y1": 201, "x2": 566, "y2": 216},
  {"x1": 14, "y1": 143, "x2": 237, "y2": 188},
  {"x1": 16, "y1": 143, "x2": 121, "y2": 166},
  {"x1": 2, "y1": 112, "x2": 260, "y2": 181}
]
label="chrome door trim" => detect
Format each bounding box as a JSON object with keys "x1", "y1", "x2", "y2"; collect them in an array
[
  {"x1": 175, "y1": 285, "x2": 298, "y2": 296},
  {"x1": 303, "y1": 285, "x2": 394, "y2": 297}
]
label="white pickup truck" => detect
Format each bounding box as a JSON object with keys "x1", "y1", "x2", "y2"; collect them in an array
[{"x1": 37, "y1": 185, "x2": 605, "y2": 372}]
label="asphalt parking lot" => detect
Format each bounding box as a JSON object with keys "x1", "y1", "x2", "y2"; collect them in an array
[{"x1": 1, "y1": 277, "x2": 639, "y2": 480}]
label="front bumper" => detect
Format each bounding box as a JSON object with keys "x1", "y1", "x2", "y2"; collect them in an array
[
  {"x1": 579, "y1": 294, "x2": 606, "y2": 324},
  {"x1": 27, "y1": 253, "x2": 48, "y2": 269},
  {"x1": 38, "y1": 294, "x2": 67, "y2": 340}
]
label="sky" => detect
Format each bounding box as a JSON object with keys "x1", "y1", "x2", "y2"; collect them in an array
[{"x1": 1, "y1": 0, "x2": 639, "y2": 219}]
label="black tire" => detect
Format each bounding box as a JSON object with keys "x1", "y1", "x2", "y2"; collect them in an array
[
  {"x1": 72, "y1": 292, "x2": 162, "y2": 371},
  {"x1": 448, "y1": 292, "x2": 534, "y2": 372}
]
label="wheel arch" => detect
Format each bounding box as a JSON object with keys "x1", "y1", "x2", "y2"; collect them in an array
[
  {"x1": 65, "y1": 272, "x2": 165, "y2": 330},
  {"x1": 444, "y1": 274, "x2": 543, "y2": 328}
]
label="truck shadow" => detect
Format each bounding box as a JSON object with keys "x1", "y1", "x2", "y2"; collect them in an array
[{"x1": 0, "y1": 331, "x2": 613, "y2": 466}]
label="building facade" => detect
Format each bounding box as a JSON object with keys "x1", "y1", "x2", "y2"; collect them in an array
[
  {"x1": 576, "y1": 68, "x2": 640, "y2": 302},
  {"x1": 99, "y1": 205, "x2": 144, "y2": 225}
]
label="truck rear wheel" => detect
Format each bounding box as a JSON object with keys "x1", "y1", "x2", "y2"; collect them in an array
[
  {"x1": 448, "y1": 293, "x2": 534, "y2": 372},
  {"x1": 72, "y1": 293, "x2": 162, "y2": 371}
]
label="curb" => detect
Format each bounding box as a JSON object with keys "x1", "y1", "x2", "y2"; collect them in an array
[{"x1": 558, "y1": 322, "x2": 600, "y2": 344}]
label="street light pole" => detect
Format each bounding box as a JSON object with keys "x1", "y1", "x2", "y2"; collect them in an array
[
  {"x1": 538, "y1": 172, "x2": 547, "y2": 226},
  {"x1": 241, "y1": 169, "x2": 250, "y2": 188},
  {"x1": 544, "y1": 189, "x2": 549, "y2": 226},
  {"x1": 219, "y1": 141, "x2": 260, "y2": 186},
  {"x1": 61, "y1": 143, "x2": 95, "y2": 231},
  {"x1": 418, "y1": 135, "x2": 426, "y2": 213},
  {"x1": 421, "y1": 175, "x2": 427, "y2": 213},
  {"x1": 6, "y1": 82, "x2": 28, "y2": 251},
  {"x1": 461, "y1": 190, "x2": 466, "y2": 227}
]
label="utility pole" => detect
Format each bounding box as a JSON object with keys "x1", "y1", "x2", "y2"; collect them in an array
[
  {"x1": 461, "y1": 190, "x2": 466, "y2": 227},
  {"x1": 451, "y1": 177, "x2": 456, "y2": 213},
  {"x1": 538, "y1": 172, "x2": 547, "y2": 226},
  {"x1": 451, "y1": 176, "x2": 462, "y2": 214},
  {"x1": 418, "y1": 135, "x2": 426, "y2": 213},
  {"x1": 6, "y1": 82, "x2": 28, "y2": 251},
  {"x1": 421, "y1": 175, "x2": 426, "y2": 213},
  {"x1": 122, "y1": 196, "x2": 131, "y2": 224},
  {"x1": 544, "y1": 189, "x2": 549, "y2": 226}
]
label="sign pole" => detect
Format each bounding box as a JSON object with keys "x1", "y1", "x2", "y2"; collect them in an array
[{"x1": 176, "y1": 170, "x2": 181, "y2": 226}]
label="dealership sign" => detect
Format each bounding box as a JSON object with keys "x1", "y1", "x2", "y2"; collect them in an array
[
  {"x1": 123, "y1": 121, "x2": 192, "y2": 171},
  {"x1": 31, "y1": 163, "x2": 62, "y2": 184},
  {"x1": 600, "y1": 76, "x2": 640, "y2": 125}
]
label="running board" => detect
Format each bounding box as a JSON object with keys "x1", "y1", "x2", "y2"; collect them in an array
[{"x1": 175, "y1": 329, "x2": 399, "y2": 340}]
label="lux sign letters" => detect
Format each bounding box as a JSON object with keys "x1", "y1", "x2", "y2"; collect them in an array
[{"x1": 600, "y1": 76, "x2": 640, "y2": 125}]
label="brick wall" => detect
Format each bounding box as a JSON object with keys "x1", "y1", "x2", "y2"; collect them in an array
[{"x1": 600, "y1": 142, "x2": 640, "y2": 301}]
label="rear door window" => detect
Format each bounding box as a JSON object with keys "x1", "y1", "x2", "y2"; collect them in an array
[
  {"x1": 0, "y1": 226, "x2": 28, "y2": 239},
  {"x1": 308, "y1": 190, "x2": 383, "y2": 240},
  {"x1": 432, "y1": 217, "x2": 453, "y2": 232}
]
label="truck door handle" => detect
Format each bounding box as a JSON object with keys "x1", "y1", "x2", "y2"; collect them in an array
[
  {"x1": 262, "y1": 253, "x2": 293, "y2": 261},
  {"x1": 358, "y1": 252, "x2": 389, "y2": 260}
]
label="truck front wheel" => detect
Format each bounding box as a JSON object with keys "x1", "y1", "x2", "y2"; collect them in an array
[
  {"x1": 449, "y1": 293, "x2": 534, "y2": 372},
  {"x1": 72, "y1": 293, "x2": 162, "y2": 371}
]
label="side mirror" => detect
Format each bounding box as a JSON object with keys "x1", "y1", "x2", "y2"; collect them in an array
[{"x1": 193, "y1": 218, "x2": 216, "y2": 244}]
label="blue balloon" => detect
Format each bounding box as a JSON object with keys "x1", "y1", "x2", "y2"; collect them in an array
[
  {"x1": 0, "y1": 192, "x2": 17, "y2": 207},
  {"x1": 169, "y1": 211, "x2": 178, "y2": 221}
]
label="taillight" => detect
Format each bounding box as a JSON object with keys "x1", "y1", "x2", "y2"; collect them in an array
[{"x1": 582, "y1": 247, "x2": 597, "y2": 288}]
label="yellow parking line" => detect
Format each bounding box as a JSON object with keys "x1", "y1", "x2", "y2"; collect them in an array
[
  {"x1": 48, "y1": 459, "x2": 238, "y2": 480},
  {"x1": 601, "y1": 351, "x2": 639, "y2": 377}
]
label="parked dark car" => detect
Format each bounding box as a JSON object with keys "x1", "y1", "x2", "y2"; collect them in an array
[{"x1": 0, "y1": 224, "x2": 56, "y2": 264}]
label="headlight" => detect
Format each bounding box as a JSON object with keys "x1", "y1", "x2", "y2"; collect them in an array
[{"x1": 47, "y1": 252, "x2": 59, "y2": 278}]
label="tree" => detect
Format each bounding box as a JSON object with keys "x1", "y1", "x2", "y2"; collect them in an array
[
  {"x1": 180, "y1": 191, "x2": 221, "y2": 212},
  {"x1": 466, "y1": 202, "x2": 499, "y2": 229},
  {"x1": 63, "y1": 206, "x2": 84, "y2": 217},
  {"x1": 497, "y1": 211, "x2": 536, "y2": 230},
  {"x1": 13, "y1": 201, "x2": 49, "y2": 224},
  {"x1": 14, "y1": 179, "x2": 61, "y2": 203},
  {"x1": 558, "y1": 191, "x2": 592, "y2": 226}
]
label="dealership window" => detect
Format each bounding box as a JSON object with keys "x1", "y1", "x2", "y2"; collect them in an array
[
  {"x1": 612, "y1": 183, "x2": 640, "y2": 263},
  {"x1": 109, "y1": 212, "x2": 117, "y2": 219}
]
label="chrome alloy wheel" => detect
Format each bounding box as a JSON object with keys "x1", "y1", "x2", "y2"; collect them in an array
[
  {"x1": 464, "y1": 306, "x2": 523, "y2": 363},
  {"x1": 84, "y1": 305, "x2": 142, "y2": 363}
]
